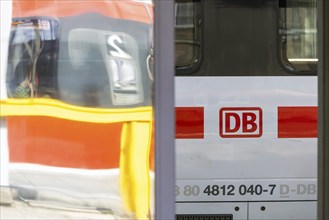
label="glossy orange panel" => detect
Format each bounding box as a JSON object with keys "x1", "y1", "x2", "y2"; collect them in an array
[
  {"x1": 7, "y1": 116, "x2": 123, "y2": 169},
  {"x1": 12, "y1": 0, "x2": 153, "y2": 24}
]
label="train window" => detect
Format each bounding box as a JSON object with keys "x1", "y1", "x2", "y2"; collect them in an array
[
  {"x1": 175, "y1": 0, "x2": 202, "y2": 73},
  {"x1": 278, "y1": 0, "x2": 317, "y2": 74}
]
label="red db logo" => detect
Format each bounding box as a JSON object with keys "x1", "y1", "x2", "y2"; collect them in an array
[{"x1": 219, "y1": 107, "x2": 263, "y2": 138}]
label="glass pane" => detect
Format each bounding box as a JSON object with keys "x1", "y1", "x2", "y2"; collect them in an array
[
  {"x1": 279, "y1": 0, "x2": 317, "y2": 73},
  {"x1": 1, "y1": 1, "x2": 154, "y2": 219},
  {"x1": 175, "y1": 0, "x2": 201, "y2": 71}
]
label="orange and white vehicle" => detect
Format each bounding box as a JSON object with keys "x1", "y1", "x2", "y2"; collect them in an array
[{"x1": 1, "y1": 0, "x2": 154, "y2": 219}]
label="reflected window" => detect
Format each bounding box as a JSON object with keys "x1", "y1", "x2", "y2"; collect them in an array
[
  {"x1": 175, "y1": 0, "x2": 202, "y2": 73},
  {"x1": 175, "y1": 2, "x2": 195, "y2": 28},
  {"x1": 279, "y1": 0, "x2": 317, "y2": 73},
  {"x1": 7, "y1": 18, "x2": 59, "y2": 98},
  {"x1": 6, "y1": 17, "x2": 149, "y2": 108}
]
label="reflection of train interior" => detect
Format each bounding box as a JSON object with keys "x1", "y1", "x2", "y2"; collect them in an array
[{"x1": 7, "y1": 10, "x2": 153, "y2": 108}]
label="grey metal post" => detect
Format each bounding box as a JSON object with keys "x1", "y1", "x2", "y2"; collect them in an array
[
  {"x1": 154, "y1": 0, "x2": 176, "y2": 219},
  {"x1": 317, "y1": 0, "x2": 329, "y2": 219}
]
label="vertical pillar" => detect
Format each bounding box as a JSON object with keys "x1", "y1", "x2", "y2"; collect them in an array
[
  {"x1": 154, "y1": 0, "x2": 175, "y2": 219},
  {"x1": 317, "y1": 0, "x2": 329, "y2": 219}
]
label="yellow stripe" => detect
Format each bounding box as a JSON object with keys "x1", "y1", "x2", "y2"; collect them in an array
[
  {"x1": 1, "y1": 98, "x2": 154, "y2": 218},
  {"x1": 0, "y1": 98, "x2": 153, "y2": 123}
]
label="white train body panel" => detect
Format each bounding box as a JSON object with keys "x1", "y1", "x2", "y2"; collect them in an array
[{"x1": 175, "y1": 76, "x2": 317, "y2": 219}]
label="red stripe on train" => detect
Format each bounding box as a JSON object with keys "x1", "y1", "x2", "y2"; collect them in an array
[
  {"x1": 278, "y1": 106, "x2": 318, "y2": 138},
  {"x1": 175, "y1": 107, "x2": 204, "y2": 139}
]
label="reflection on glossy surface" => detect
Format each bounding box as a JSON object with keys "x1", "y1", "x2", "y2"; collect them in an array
[
  {"x1": 0, "y1": 164, "x2": 154, "y2": 219},
  {"x1": 1, "y1": 0, "x2": 154, "y2": 219}
]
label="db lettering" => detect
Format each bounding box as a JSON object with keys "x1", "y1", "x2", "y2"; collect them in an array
[
  {"x1": 280, "y1": 184, "x2": 317, "y2": 198},
  {"x1": 219, "y1": 107, "x2": 263, "y2": 138}
]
